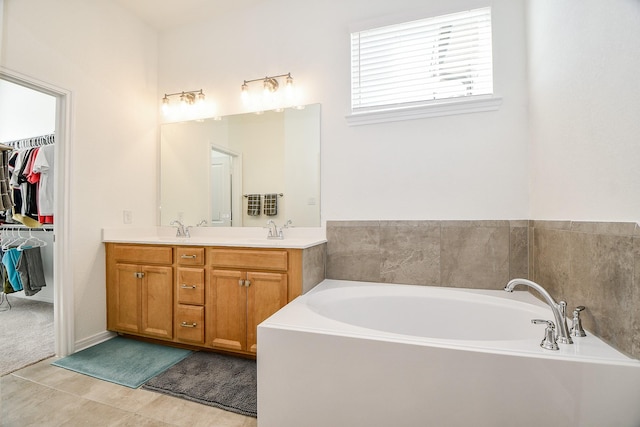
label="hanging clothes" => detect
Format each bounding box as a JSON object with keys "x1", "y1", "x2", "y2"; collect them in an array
[
  {"x1": 2, "y1": 248, "x2": 23, "y2": 292},
  {"x1": 0, "y1": 149, "x2": 13, "y2": 211},
  {"x1": 16, "y1": 247, "x2": 46, "y2": 296},
  {"x1": 32, "y1": 145, "x2": 54, "y2": 224}
]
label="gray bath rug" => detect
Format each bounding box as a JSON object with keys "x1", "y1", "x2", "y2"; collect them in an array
[{"x1": 142, "y1": 351, "x2": 257, "y2": 417}]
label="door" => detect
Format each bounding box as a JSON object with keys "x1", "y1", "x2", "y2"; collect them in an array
[
  {"x1": 210, "y1": 149, "x2": 232, "y2": 227},
  {"x1": 140, "y1": 265, "x2": 174, "y2": 339},
  {"x1": 246, "y1": 271, "x2": 288, "y2": 353},
  {"x1": 207, "y1": 269, "x2": 247, "y2": 351},
  {"x1": 111, "y1": 263, "x2": 141, "y2": 333}
]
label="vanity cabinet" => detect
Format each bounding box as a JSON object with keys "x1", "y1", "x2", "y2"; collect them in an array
[
  {"x1": 105, "y1": 242, "x2": 323, "y2": 356},
  {"x1": 106, "y1": 244, "x2": 174, "y2": 340},
  {"x1": 207, "y1": 248, "x2": 289, "y2": 353},
  {"x1": 208, "y1": 268, "x2": 288, "y2": 353}
]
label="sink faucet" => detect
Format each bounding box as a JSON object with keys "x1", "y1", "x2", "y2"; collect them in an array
[
  {"x1": 504, "y1": 278, "x2": 573, "y2": 344},
  {"x1": 170, "y1": 220, "x2": 189, "y2": 238},
  {"x1": 266, "y1": 220, "x2": 283, "y2": 240}
]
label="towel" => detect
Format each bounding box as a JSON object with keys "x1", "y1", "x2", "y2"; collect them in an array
[
  {"x1": 247, "y1": 194, "x2": 261, "y2": 216},
  {"x1": 263, "y1": 193, "x2": 278, "y2": 216}
]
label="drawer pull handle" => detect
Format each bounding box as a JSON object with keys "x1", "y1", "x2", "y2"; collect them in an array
[
  {"x1": 181, "y1": 322, "x2": 197, "y2": 328},
  {"x1": 180, "y1": 284, "x2": 197, "y2": 289},
  {"x1": 181, "y1": 254, "x2": 197, "y2": 259}
]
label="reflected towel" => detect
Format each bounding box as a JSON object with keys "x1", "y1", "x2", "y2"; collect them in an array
[
  {"x1": 263, "y1": 193, "x2": 278, "y2": 216},
  {"x1": 247, "y1": 194, "x2": 261, "y2": 216}
]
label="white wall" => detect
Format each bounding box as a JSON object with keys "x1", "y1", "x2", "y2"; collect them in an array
[
  {"x1": 159, "y1": 0, "x2": 531, "y2": 221},
  {"x1": 1, "y1": 0, "x2": 158, "y2": 344},
  {"x1": 0, "y1": 79, "x2": 56, "y2": 141},
  {"x1": 528, "y1": 0, "x2": 640, "y2": 222}
]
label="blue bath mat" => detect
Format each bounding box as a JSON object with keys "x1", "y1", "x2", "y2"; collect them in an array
[{"x1": 52, "y1": 336, "x2": 192, "y2": 388}]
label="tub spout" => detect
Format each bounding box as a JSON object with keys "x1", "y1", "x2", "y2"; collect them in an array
[{"x1": 504, "y1": 279, "x2": 573, "y2": 344}]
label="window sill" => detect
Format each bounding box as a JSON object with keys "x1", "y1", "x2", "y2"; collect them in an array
[{"x1": 345, "y1": 96, "x2": 503, "y2": 126}]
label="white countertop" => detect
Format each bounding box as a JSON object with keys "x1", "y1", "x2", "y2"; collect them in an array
[{"x1": 102, "y1": 226, "x2": 327, "y2": 249}]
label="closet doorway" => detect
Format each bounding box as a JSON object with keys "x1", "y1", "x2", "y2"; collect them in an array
[{"x1": 0, "y1": 68, "x2": 73, "y2": 360}]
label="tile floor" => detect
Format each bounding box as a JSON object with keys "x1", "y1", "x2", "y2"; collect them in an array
[{"x1": 0, "y1": 357, "x2": 257, "y2": 427}]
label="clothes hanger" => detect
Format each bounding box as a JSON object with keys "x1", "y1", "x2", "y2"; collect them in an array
[{"x1": 2, "y1": 229, "x2": 19, "y2": 250}]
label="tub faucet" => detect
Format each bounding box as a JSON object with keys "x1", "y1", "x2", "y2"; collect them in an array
[{"x1": 504, "y1": 279, "x2": 573, "y2": 344}]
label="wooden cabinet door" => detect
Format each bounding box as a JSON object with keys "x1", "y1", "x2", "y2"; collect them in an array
[
  {"x1": 246, "y1": 271, "x2": 288, "y2": 353},
  {"x1": 110, "y1": 263, "x2": 141, "y2": 334},
  {"x1": 207, "y1": 269, "x2": 247, "y2": 352},
  {"x1": 140, "y1": 265, "x2": 174, "y2": 339}
]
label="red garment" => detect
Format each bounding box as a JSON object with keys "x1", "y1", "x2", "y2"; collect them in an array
[
  {"x1": 25, "y1": 148, "x2": 41, "y2": 184},
  {"x1": 38, "y1": 214, "x2": 53, "y2": 224}
]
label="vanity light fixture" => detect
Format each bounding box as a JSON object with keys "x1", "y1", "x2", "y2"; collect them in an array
[
  {"x1": 241, "y1": 73, "x2": 294, "y2": 96},
  {"x1": 161, "y1": 89, "x2": 205, "y2": 113}
]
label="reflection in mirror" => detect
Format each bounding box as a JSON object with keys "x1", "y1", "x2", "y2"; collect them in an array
[{"x1": 160, "y1": 104, "x2": 320, "y2": 227}]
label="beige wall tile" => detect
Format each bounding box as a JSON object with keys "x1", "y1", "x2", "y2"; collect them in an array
[
  {"x1": 532, "y1": 228, "x2": 570, "y2": 300},
  {"x1": 379, "y1": 222, "x2": 440, "y2": 286},
  {"x1": 567, "y1": 232, "x2": 634, "y2": 353},
  {"x1": 302, "y1": 243, "x2": 326, "y2": 293},
  {"x1": 633, "y1": 237, "x2": 640, "y2": 357},
  {"x1": 326, "y1": 222, "x2": 381, "y2": 282},
  {"x1": 510, "y1": 226, "x2": 529, "y2": 280},
  {"x1": 441, "y1": 224, "x2": 509, "y2": 289}
]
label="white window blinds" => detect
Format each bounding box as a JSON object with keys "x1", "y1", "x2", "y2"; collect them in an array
[{"x1": 351, "y1": 7, "x2": 493, "y2": 113}]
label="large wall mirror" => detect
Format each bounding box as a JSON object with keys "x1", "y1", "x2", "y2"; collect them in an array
[{"x1": 160, "y1": 104, "x2": 320, "y2": 227}]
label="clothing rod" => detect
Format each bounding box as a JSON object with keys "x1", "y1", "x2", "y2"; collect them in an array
[
  {"x1": 243, "y1": 193, "x2": 284, "y2": 197},
  {"x1": 0, "y1": 224, "x2": 54, "y2": 231},
  {"x1": 0, "y1": 133, "x2": 55, "y2": 147}
]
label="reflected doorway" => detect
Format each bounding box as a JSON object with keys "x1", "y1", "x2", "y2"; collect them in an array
[{"x1": 210, "y1": 149, "x2": 233, "y2": 227}]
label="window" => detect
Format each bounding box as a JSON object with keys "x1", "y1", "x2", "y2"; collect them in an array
[{"x1": 348, "y1": 7, "x2": 500, "y2": 124}]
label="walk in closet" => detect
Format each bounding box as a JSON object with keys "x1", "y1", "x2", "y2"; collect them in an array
[{"x1": 0, "y1": 78, "x2": 57, "y2": 375}]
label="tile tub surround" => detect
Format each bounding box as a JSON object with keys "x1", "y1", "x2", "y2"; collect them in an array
[
  {"x1": 531, "y1": 221, "x2": 640, "y2": 359},
  {"x1": 326, "y1": 220, "x2": 640, "y2": 359},
  {"x1": 326, "y1": 220, "x2": 529, "y2": 288}
]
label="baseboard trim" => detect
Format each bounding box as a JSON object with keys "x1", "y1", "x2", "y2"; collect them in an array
[{"x1": 74, "y1": 330, "x2": 116, "y2": 353}]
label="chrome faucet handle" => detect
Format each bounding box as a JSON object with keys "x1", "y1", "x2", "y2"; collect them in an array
[
  {"x1": 170, "y1": 220, "x2": 186, "y2": 237},
  {"x1": 558, "y1": 300, "x2": 567, "y2": 317},
  {"x1": 570, "y1": 306, "x2": 587, "y2": 337},
  {"x1": 532, "y1": 319, "x2": 560, "y2": 350},
  {"x1": 556, "y1": 301, "x2": 573, "y2": 344}
]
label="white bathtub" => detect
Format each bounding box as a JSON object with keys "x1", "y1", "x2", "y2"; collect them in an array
[{"x1": 258, "y1": 280, "x2": 640, "y2": 427}]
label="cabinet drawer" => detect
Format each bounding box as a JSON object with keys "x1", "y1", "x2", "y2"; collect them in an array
[
  {"x1": 111, "y1": 244, "x2": 173, "y2": 265},
  {"x1": 177, "y1": 247, "x2": 205, "y2": 265},
  {"x1": 177, "y1": 268, "x2": 205, "y2": 305},
  {"x1": 176, "y1": 305, "x2": 205, "y2": 344},
  {"x1": 208, "y1": 249, "x2": 288, "y2": 271}
]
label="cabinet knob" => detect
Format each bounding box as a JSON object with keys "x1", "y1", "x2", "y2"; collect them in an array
[
  {"x1": 180, "y1": 284, "x2": 197, "y2": 289},
  {"x1": 180, "y1": 321, "x2": 197, "y2": 328},
  {"x1": 245, "y1": 280, "x2": 251, "y2": 287},
  {"x1": 134, "y1": 272, "x2": 145, "y2": 279},
  {"x1": 238, "y1": 279, "x2": 245, "y2": 286}
]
